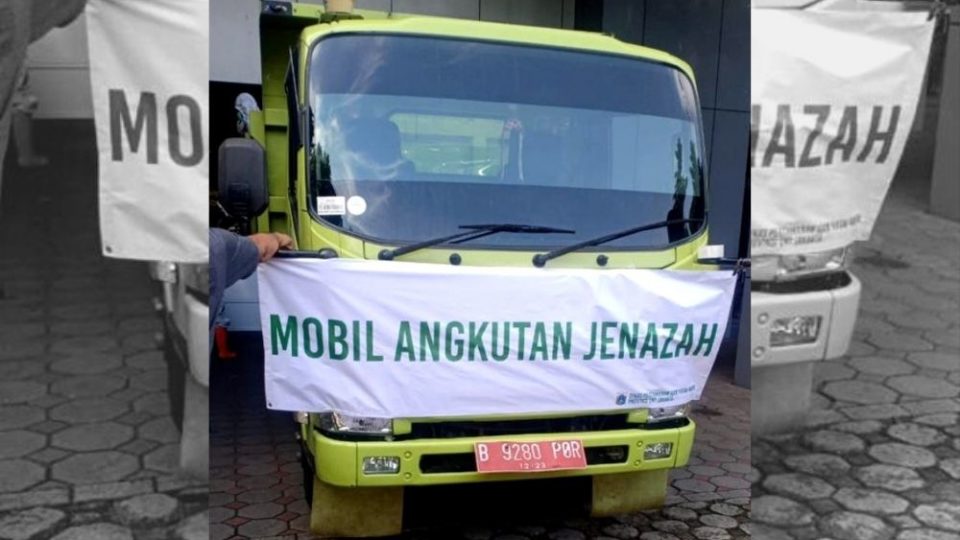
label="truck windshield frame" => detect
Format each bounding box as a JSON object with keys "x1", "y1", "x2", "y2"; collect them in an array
[{"x1": 304, "y1": 32, "x2": 709, "y2": 252}]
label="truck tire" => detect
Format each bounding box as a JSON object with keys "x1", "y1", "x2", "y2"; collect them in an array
[
  {"x1": 309, "y1": 480, "x2": 403, "y2": 538},
  {"x1": 589, "y1": 470, "x2": 669, "y2": 517},
  {"x1": 299, "y1": 442, "x2": 314, "y2": 506},
  {"x1": 163, "y1": 331, "x2": 186, "y2": 432}
]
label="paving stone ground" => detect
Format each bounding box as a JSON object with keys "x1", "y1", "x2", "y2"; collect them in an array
[
  {"x1": 0, "y1": 122, "x2": 207, "y2": 539},
  {"x1": 210, "y1": 333, "x2": 750, "y2": 540},
  {"x1": 752, "y1": 110, "x2": 960, "y2": 539}
]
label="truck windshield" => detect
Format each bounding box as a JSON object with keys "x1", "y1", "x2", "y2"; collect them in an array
[{"x1": 307, "y1": 34, "x2": 706, "y2": 250}]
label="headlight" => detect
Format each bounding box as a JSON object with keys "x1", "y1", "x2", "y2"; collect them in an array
[
  {"x1": 181, "y1": 263, "x2": 210, "y2": 298},
  {"x1": 770, "y1": 315, "x2": 822, "y2": 347},
  {"x1": 316, "y1": 412, "x2": 393, "y2": 435},
  {"x1": 148, "y1": 261, "x2": 178, "y2": 283},
  {"x1": 753, "y1": 247, "x2": 850, "y2": 281},
  {"x1": 647, "y1": 404, "x2": 690, "y2": 424},
  {"x1": 644, "y1": 442, "x2": 674, "y2": 460},
  {"x1": 362, "y1": 456, "x2": 401, "y2": 475}
]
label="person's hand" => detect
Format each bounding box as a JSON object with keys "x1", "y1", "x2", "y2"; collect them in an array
[{"x1": 248, "y1": 233, "x2": 293, "y2": 262}]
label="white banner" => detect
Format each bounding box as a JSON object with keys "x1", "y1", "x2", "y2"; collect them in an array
[
  {"x1": 86, "y1": 0, "x2": 208, "y2": 262},
  {"x1": 258, "y1": 259, "x2": 737, "y2": 418},
  {"x1": 751, "y1": 6, "x2": 935, "y2": 255}
]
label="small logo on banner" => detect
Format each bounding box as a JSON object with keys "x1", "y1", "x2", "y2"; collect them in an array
[{"x1": 615, "y1": 394, "x2": 627, "y2": 406}]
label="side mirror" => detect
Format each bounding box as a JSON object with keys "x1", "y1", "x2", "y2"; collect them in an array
[{"x1": 218, "y1": 138, "x2": 267, "y2": 219}]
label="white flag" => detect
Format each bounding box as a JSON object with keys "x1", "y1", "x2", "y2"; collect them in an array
[
  {"x1": 86, "y1": 0, "x2": 208, "y2": 262},
  {"x1": 258, "y1": 259, "x2": 737, "y2": 418},
  {"x1": 751, "y1": 6, "x2": 935, "y2": 255}
]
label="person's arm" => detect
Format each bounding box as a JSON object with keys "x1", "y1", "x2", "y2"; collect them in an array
[
  {"x1": 0, "y1": 1, "x2": 32, "y2": 178},
  {"x1": 209, "y1": 229, "x2": 293, "y2": 326},
  {"x1": 209, "y1": 229, "x2": 259, "y2": 327},
  {"x1": 30, "y1": 0, "x2": 87, "y2": 41}
]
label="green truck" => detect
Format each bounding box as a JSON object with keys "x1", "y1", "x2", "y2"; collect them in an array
[{"x1": 217, "y1": 1, "x2": 723, "y2": 536}]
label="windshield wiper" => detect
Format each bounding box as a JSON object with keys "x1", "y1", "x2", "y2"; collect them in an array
[
  {"x1": 532, "y1": 218, "x2": 704, "y2": 267},
  {"x1": 379, "y1": 224, "x2": 574, "y2": 261}
]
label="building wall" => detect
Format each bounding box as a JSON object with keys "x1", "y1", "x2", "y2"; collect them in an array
[
  {"x1": 599, "y1": 0, "x2": 751, "y2": 260},
  {"x1": 24, "y1": 15, "x2": 92, "y2": 119},
  {"x1": 930, "y1": 9, "x2": 960, "y2": 221},
  {"x1": 211, "y1": 0, "x2": 575, "y2": 84}
]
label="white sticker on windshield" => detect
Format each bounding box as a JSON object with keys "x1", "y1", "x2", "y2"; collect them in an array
[
  {"x1": 316, "y1": 196, "x2": 346, "y2": 216},
  {"x1": 347, "y1": 196, "x2": 367, "y2": 216}
]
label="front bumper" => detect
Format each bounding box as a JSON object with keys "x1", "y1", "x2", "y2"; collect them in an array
[
  {"x1": 304, "y1": 420, "x2": 695, "y2": 488},
  {"x1": 751, "y1": 271, "x2": 861, "y2": 366}
]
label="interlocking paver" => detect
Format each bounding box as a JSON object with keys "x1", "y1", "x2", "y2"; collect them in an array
[
  {"x1": 49, "y1": 354, "x2": 123, "y2": 375},
  {"x1": 49, "y1": 523, "x2": 133, "y2": 540},
  {"x1": 763, "y1": 473, "x2": 836, "y2": 500},
  {"x1": 819, "y1": 511, "x2": 893, "y2": 540},
  {"x1": 753, "y1": 496, "x2": 815, "y2": 527},
  {"x1": 50, "y1": 321, "x2": 114, "y2": 337},
  {"x1": 752, "y1": 129, "x2": 960, "y2": 540},
  {"x1": 886, "y1": 423, "x2": 948, "y2": 446},
  {"x1": 913, "y1": 502, "x2": 960, "y2": 532},
  {"x1": 0, "y1": 382, "x2": 47, "y2": 404},
  {"x1": 114, "y1": 493, "x2": 179, "y2": 525},
  {"x1": 138, "y1": 417, "x2": 180, "y2": 444},
  {"x1": 940, "y1": 459, "x2": 960, "y2": 480},
  {"x1": 848, "y1": 357, "x2": 916, "y2": 377},
  {"x1": 49, "y1": 398, "x2": 127, "y2": 424},
  {"x1": 0, "y1": 360, "x2": 46, "y2": 381},
  {"x1": 822, "y1": 380, "x2": 899, "y2": 404},
  {"x1": 173, "y1": 511, "x2": 209, "y2": 540},
  {"x1": 897, "y1": 530, "x2": 958, "y2": 540},
  {"x1": 49, "y1": 375, "x2": 125, "y2": 399},
  {"x1": 886, "y1": 376, "x2": 959, "y2": 399},
  {"x1": 51, "y1": 422, "x2": 133, "y2": 451},
  {"x1": 802, "y1": 430, "x2": 867, "y2": 454},
  {"x1": 0, "y1": 507, "x2": 66, "y2": 540},
  {"x1": 73, "y1": 480, "x2": 153, "y2": 503},
  {"x1": 0, "y1": 406, "x2": 45, "y2": 431},
  {"x1": 124, "y1": 351, "x2": 164, "y2": 370},
  {"x1": 0, "y1": 431, "x2": 46, "y2": 459},
  {"x1": 834, "y1": 488, "x2": 910, "y2": 514},
  {"x1": 0, "y1": 123, "x2": 206, "y2": 539},
  {"x1": 0, "y1": 460, "x2": 45, "y2": 493},
  {"x1": 51, "y1": 452, "x2": 139, "y2": 484},
  {"x1": 868, "y1": 443, "x2": 938, "y2": 468},
  {"x1": 143, "y1": 444, "x2": 180, "y2": 473}
]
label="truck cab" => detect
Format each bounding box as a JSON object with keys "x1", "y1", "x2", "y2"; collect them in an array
[{"x1": 218, "y1": 2, "x2": 719, "y2": 536}]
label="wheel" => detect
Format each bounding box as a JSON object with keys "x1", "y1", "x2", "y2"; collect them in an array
[
  {"x1": 309, "y1": 479, "x2": 403, "y2": 538},
  {"x1": 589, "y1": 470, "x2": 669, "y2": 517}
]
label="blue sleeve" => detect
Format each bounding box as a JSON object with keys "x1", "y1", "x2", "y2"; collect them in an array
[{"x1": 209, "y1": 229, "x2": 260, "y2": 326}]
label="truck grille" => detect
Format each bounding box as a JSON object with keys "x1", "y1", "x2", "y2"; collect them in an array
[
  {"x1": 408, "y1": 414, "x2": 632, "y2": 439},
  {"x1": 754, "y1": 271, "x2": 851, "y2": 293}
]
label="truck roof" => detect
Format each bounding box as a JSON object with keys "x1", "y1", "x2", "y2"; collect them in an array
[{"x1": 293, "y1": 7, "x2": 697, "y2": 84}]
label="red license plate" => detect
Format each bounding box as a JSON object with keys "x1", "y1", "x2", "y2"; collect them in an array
[{"x1": 474, "y1": 440, "x2": 588, "y2": 473}]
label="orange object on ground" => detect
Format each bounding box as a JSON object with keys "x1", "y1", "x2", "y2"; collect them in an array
[{"x1": 215, "y1": 325, "x2": 237, "y2": 359}]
